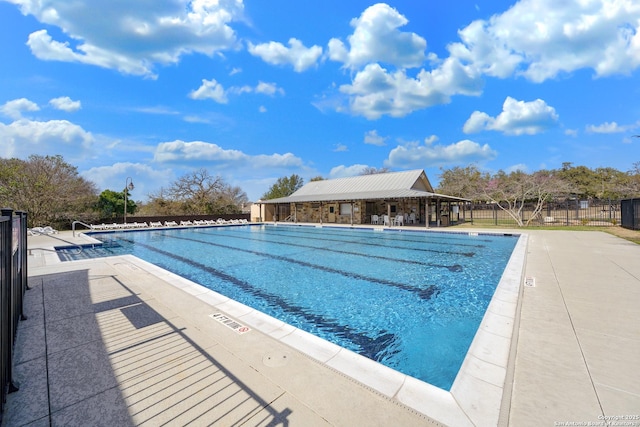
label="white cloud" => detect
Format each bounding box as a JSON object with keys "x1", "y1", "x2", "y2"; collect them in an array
[
  {"x1": 254, "y1": 81, "x2": 284, "y2": 96},
  {"x1": 133, "y1": 105, "x2": 180, "y2": 115},
  {"x1": 190, "y1": 79, "x2": 284, "y2": 103},
  {"x1": 564, "y1": 129, "x2": 579, "y2": 137},
  {"x1": 189, "y1": 78, "x2": 228, "y2": 103},
  {"x1": 154, "y1": 140, "x2": 304, "y2": 169},
  {"x1": 339, "y1": 59, "x2": 482, "y2": 119},
  {"x1": 0, "y1": 118, "x2": 93, "y2": 158},
  {"x1": 248, "y1": 38, "x2": 323, "y2": 72},
  {"x1": 505, "y1": 163, "x2": 528, "y2": 173},
  {"x1": 0, "y1": 98, "x2": 40, "y2": 120},
  {"x1": 183, "y1": 115, "x2": 211, "y2": 124},
  {"x1": 49, "y1": 96, "x2": 81, "y2": 112},
  {"x1": 384, "y1": 139, "x2": 497, "y2": 169},
  {"x1": 16, "y1": 0, "x2": 244, "y2": 77},
  {"x1": 328, "y1": 3, "x2": 426, "y2": 69},
  {"x1": 364, "y1": 130, "x2": 387, "y2": 146},
  {"x1": 463, "y1": 96, "x2": 559, "y2": 135},
  {"x1": 81, "y1": 162, "x2": 171, "y2": 200},
  {"x1": 258, "y1": 105, "x2": 267, "y2": 113},
  {"x1": 333, "y1": 143, "x2": 348, "y2": 152},
  {"x1": 448, "y1": 0, "x2": 640, "y2": 82},
  {"x1": 424, "y1": 135, "x2": 438, "y2": 144},
  {"x1": 328, "y1": 164, "x2": 369, "y2": 178},
  {"x1": 585, "y1": 120, "x2": 638, "y2": 133}
]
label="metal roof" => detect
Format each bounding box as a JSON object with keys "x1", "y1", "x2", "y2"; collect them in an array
[{"x1": 260, "y1": 169, "x2": 468, "y2": 203}]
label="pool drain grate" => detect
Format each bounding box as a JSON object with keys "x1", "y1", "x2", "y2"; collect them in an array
[{"x1": 210, "y1": 313, "x2": 251, "y2": 334}]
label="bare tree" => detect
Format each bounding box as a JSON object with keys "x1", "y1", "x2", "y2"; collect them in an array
[
  {"x1": 360, "y1": 167, "x2": 390, "y2": 175},
  {"x1": 143, "y1": 169, "x2": 247, "y2": 215},
  {"x1": 484, "y1": 170, "x2": 572, "y2": 227}
]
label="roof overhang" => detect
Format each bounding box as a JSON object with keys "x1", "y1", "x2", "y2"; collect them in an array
[{"x1": 259, "y1": 190, "x2": 469, "y2": 204}]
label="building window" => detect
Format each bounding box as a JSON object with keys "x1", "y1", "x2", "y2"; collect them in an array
[{"x1": 340, "y1": 203, "x2": 352, "y2": 215}]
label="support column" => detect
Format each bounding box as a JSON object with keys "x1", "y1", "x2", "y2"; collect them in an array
[{"x1": 350, "y1": 201, "x2": 354, "y2": 226}]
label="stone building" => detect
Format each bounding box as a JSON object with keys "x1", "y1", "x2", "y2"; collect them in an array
[{"x1": 254, "y1": 169, "x2": 469, "y2": 227}]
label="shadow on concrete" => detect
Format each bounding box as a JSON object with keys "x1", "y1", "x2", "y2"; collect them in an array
[{"x1": 4, "y1": 269, "x2": 292, "y2": 426}]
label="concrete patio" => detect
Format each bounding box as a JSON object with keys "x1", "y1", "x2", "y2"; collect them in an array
[{"x1": 2, "y1": 226, "x2": 639, "y2": 426}]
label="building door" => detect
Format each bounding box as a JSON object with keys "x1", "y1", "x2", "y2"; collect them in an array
[
  {"x1": 327, "y1": 205, "x2": 336, "y2": 222},
  {"x1": 365, "y1": 202, "x2": 375, "y2": 223}
]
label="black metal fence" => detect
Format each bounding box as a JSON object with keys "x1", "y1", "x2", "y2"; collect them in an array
[
  {"x1": 468, "y1": 199, "x2": 624, "y2": 227},
  {"x1": 621, "y1": 199, "x2": 640, "y2": 230},
  {"x1": 0, "y1": 209, "x2": 28, "y2": 416}
]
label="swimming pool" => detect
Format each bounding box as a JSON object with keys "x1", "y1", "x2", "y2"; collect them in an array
[{"x1": 58, "y1": 224, "x2": 518, "y2": 390}]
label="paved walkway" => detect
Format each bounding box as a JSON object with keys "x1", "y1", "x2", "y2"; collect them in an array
[
  {"x1": 509, "y1": 230, "x2": 640, "y2": 426},
  {"x1": 3, "y1": 227, "x2": 640, "y2": 426}
]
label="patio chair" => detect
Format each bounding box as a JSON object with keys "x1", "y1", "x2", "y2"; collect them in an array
[
  {"x1": 382, "y1": 215, "x2": 390, "y2": 226},
  {"x1": 394, "y1": 215, "x2": 404, "y2": 226},
  {"x1": 371, "y1": 215, "x2": 379, "y2": 224}
]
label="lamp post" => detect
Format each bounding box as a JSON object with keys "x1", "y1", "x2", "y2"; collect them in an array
[{"x1": 124, "y1": 177, "x2": 134, "y2": 224}]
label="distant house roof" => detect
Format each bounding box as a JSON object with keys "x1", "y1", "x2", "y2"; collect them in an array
[{"x1": 260, "y1": 169, "x2": 467, "y2": 204}]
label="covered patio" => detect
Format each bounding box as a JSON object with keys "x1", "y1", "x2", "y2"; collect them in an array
[{"x1": 255, "y1": 169, "x2": 469, "y2": 227}]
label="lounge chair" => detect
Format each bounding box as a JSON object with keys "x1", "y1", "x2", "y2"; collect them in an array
[
  {"x1": 180, "y1": 220, "x2": 193, "y2": 226},
  {"x1": 29, "y1": 226, "x2": 59, "y2": 235},
  {"x1": 149, "y1": 221, "x2": 163, "y2": 227},
  {"x1": 216, "y1": 218, "x2": 227, "y2": 224},
  {"x1": 164, "y1": 221, "x2": 178, "y2": 227}
]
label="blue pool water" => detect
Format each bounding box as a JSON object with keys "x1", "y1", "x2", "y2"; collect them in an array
[{"x1": 58, "y1": 224, "x2": 518, "y2": 390}]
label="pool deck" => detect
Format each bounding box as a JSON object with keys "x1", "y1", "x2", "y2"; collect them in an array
[{"x1": 3, "y1": 225, "x2": 639, "y2": 426}]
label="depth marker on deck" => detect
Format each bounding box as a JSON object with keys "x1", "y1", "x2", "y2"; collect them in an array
[
  {"x1": 210, "y1": 313, "x2": 251, "y2": 334},
  {"x1": 524, "y1": 277, "x2": 536, "y2": 287}
]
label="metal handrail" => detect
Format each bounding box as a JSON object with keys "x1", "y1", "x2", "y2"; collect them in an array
[{"x1": 72, "y1": 220, "x2": 93, "y2": 237}]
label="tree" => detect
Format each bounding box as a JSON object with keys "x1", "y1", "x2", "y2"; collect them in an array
[
  {"x1": 628, "y1": 162, "x2": 640, "y2": 196},
  {"x1": 95, "y1": 189, "x2": 137, "y2": 219},
  {"x1": 215, "y1": 183, "x2": 249, "y2": 214},
  {"x1": 436, "y1": 165, "x2": 488, "y2": 200},
  {"x1": 360, "y1": 167, "x2": 389, "y2": 175},
  {"x1": 483, "y1": 170, "x2": 573, "y2": 227},
  {"x1": 309, "y1": 176, "x2": 325, "y2": 181},
  {"x1": 261, "y1": 174, "x2": 304, "y2": 199},
  {"x1": 0, "y1": 155, "x2": 98, "y2": 227},
  {"x1": 142, "y1": 169, "x2": 247, "y2": 215}
]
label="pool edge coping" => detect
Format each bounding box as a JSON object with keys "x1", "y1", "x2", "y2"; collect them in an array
[{"x1": 72, "y1": 227, "x2": 528, "y2": 427}]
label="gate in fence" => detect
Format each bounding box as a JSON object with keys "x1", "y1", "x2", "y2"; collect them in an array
[{"x1": 0, "y1": 209, "x2": 28, "y2": 417}]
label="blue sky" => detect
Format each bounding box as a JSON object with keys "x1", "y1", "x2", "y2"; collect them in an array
[{"x1": 1, "y1": 0, "x2": 639, "y2": 202}]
